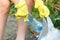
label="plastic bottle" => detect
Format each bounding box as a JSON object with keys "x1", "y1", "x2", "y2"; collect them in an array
[{"x1": 27, "y1": 14, "x2": 44, "y2": 33}]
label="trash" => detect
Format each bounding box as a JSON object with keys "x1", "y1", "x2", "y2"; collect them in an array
[
  {"x1": 38, "y1": 17, "x2": 60, "y2": 40},
  {"x1": 27, "y1": 14, "x2": 45, "y2": 33}
]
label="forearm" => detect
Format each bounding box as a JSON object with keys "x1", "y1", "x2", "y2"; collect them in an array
[
  {"x1": 0, "y1": 0, "x2": 10, "y2": 39},
  {"x1": 16, "y1": 20, "x2": 28, "y2": 40},
  {"x1": 0, "y1": 8, "x2": 10, "y2": 40},
  {"x1": 0, "y1": 13, "x2": 9, "y2": 40},
  {"x1": 11, "y1": 0, "x2": 34, "y2": 40},
  {"x1": 26, "y1": 0, "x2": 34, "y2": 12}
]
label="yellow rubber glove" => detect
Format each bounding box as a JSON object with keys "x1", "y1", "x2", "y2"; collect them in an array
[
  {"x1": 34, "y1": 0, "x2": 50, "y2": 18},
  {"x1": 15, "y1": 0, "x2": 28, "y2": 22}
]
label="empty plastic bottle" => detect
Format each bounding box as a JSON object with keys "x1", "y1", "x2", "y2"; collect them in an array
[{"x1": 27, "y1": 14, "x2": 44, "y2": 33}]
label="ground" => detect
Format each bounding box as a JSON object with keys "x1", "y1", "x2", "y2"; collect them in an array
[{"x1": 4, "y1": 16, "x2": 36, "y2": 40}]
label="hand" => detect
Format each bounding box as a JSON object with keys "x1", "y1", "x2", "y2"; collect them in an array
[
  {"x1": 34, "y1": 0, "x2": 50, "y2": 18},
  {"x1": 14, "y1": 0, "x2": 34, "y2": 22}
]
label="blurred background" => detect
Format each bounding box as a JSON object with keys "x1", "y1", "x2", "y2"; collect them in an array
[{"x1": 4, "y1": 0, "x2": 60, "y2": 40}]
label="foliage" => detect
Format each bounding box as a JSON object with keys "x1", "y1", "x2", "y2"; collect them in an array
[{"x1": 45, "y1": 0, "x2": 60, "y2": 29}]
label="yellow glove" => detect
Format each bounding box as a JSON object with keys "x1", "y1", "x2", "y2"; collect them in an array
[
  {"x1": 15, "y1": 0, "x2": 28, "y2": 22},
  {"x1": 34, "y1": 0, "x2": 50, "y2": 18}
]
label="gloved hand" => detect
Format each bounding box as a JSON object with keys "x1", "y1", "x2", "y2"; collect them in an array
[
  {"x1": 34, "y1": 0, "x2": 50, "y2": 18},
  {"x1": 15, "y1": 0, "x2": 28, "y2": 22}
]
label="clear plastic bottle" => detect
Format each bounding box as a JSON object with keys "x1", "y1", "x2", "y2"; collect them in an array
[{"x1": 27, "y1": 14, "x2": 44, "y2": 33}]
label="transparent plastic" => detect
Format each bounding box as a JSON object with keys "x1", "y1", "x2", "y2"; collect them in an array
[{"x1": 27, "y1": 14, "x2": 45, "y2": 33}]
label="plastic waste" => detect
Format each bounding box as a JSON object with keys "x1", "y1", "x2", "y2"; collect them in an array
[
  {"x1": 38, "y1": 17, "x2": 60, "y2": 40},
  {"x1": 27, "y1": 14, "x2": 45, "y2": 33}
]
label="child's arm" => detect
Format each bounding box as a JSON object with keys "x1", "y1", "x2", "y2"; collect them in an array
[
  {"x1": 26, "y1": 0, "x2": 34, "y2": 12},
  {"x1": 0, "y1": 0, "x2": 10, "y2": 40},
  {"x1": 12, "y1": 0, "x2": 34, "y2": 40},
  {"x1": 16, "y1": 20, "x2": 28, "y2": 40}
]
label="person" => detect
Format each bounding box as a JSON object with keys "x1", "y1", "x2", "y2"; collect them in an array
[{"x1": 0, "y1": 0, "x2": 34, "y2": 40}]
